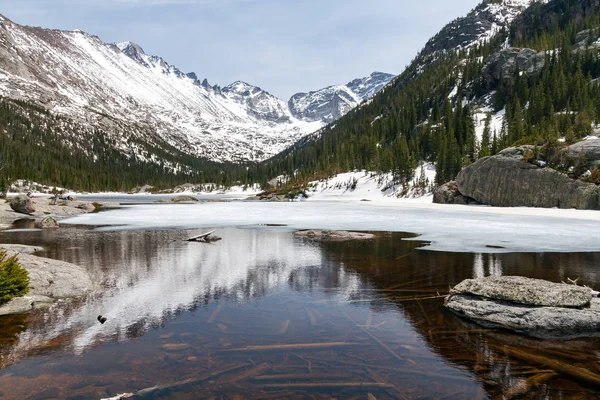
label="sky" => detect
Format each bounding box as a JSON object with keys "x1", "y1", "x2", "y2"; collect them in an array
[{"x1": 1, "y1": 0, "x2": 479, "y2": 99}]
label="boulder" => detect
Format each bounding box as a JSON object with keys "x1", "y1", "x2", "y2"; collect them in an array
[
  {"x1": 294, "y1": 230, "x2": 375, "y2": 241},
  {"x1": 10, "y1": 194, "x2": 35, "y2": 214},
  {"x1": 568, "y1": 139, "x2": 600, "y2": 168},
  {"x1": 0, "y1": 252, "x2": 95, "y2": 315},
  {"x1": 445, "y1": 295, "x2": 600, "y2": 339},
  {"x1": 0, "y1": 294, "x2": 54, "y2": 315},
  {"x1": 76, "y1": 202, "x2": 96, "y2": 212},
  {"x1": 455, "y1": 146, "x2": 600, "y2": 209},
  {"x1": 445, "y1": 276, "x2": 599, "y2": 338},
  {"x1": 169, "y1": 195, "x2": 199, "y2": 203},
  {"x1": 449, "y1": 276, "x2": 592, "y2": 308},
  {"x1": 432, "y1": 181, "x2": 478, "y2": 205},
  {"x1": 35, "y1": 216, "x2": 59, "y2": 229}
]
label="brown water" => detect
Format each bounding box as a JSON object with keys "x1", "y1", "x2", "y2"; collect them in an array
[{"x1": 0, "y1": 225, "x2": 599, "y2": 399}]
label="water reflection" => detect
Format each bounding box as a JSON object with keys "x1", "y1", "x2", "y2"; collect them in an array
[{"x1": 0, "y1": 227, "x2": 599, "y2": 399}]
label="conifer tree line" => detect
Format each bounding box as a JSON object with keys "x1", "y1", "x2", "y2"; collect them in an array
[
  {"x1": 1, "y1": 0, "x2": 600, "y2": 192},
  {"x1": 0, "y1": 98, "x2": 256, "y2": 192}
]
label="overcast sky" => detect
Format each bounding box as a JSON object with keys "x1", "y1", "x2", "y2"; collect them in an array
[{"x1": 2, "y1": 0, "x2": 479, "y2": 99}]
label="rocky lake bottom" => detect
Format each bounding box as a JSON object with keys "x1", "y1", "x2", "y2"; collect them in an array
[{"x1": 0, "y1": 202, "x2": 599, "y2": 399}]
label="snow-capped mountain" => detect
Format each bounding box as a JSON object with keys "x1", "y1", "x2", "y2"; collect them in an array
[
  {"x1": 421, "y1": 0, "x2": 547, "y2": 58},
  {"x1": 0, "y1": 14, "x2": 393, "y2": 163},
  {"x1": 289, "y1": 72, "x2": 394, "y2": 123}
]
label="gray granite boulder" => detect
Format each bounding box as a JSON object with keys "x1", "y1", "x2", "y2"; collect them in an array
[
  {"x1": 10, "y1": 194, "x2": 35, "y2": 214},
  {"x1": 432, "y1": 181, "x2": 478, "y2": 205},
  {"x1": 446, "y1": 294, "x2": 600, "y2": 339},
  {"x1": 35, "y1": 216, "x2": 59, "y2": 229},
  {"x1": 455, "y1": 146, "x2": 600, "y2": 209},
  {"x1": 0, "y1": 250, "x2": 95, "y2": 315},
  {"x1": 449, "y1": 276, "x2": 592, "y2": 308},
  {"x1": 445, "y1": 276, "x2": 599, "y2": 338},
  {"x1": 568, "y1": 139, "x2": 600, "y2": 168}
]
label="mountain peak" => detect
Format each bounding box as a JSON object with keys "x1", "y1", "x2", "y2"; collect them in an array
[
  {"x1": 223, "y1": 81, "x2": 264, "y2": 95},
  {"x1": 289, "y1": 71, "x2": 395, "y2": 123},
  {"x1": 116, "y1": 41, "x2": 145, "y2": 55}
]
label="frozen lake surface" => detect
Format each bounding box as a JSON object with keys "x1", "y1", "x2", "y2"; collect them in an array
[{"x1": 65, "y1": 200, "x2": 600, "y2": 253}]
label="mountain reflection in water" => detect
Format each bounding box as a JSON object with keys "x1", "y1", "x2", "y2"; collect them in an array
[{"x1": 0, "y1": 227, "x2": 599, "y2": 399}]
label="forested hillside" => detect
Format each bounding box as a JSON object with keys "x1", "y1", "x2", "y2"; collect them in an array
[
  {"x1": 260, "y1": 0, "x2": 600, "y2": 189},
  {"x1": 0, "y1": 98, "x2": 253, "y2": 193}
]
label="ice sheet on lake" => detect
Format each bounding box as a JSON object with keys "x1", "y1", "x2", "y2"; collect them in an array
[{"x1": 63, "y1": 201, "x2": 600, "y2": 253}]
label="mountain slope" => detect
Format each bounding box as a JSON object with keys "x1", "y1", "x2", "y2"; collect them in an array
[
  {"x1": 0, "y1": 14, "x2": 394, "y2": 165},
  {"x1": 260, "y1": 0, "x2": 600, "y2": 193}
]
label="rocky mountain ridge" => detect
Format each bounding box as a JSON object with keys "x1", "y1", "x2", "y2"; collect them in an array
[{"x1": 0, "y1": 14, "x2": 393, "y2": 163}]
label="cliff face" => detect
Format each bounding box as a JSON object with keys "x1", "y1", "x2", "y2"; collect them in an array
[{"x1": 435, "y1": 142, "x2": 600, "y2": 210}]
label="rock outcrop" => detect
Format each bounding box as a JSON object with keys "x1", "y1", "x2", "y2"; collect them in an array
[
  {"x1": 432, "y1": 181, "x2": 478, "y2": 205},
  {"x1": 445, "y1": 276, "x2": 600, "y2": 339},
  {"x1": 483, "y1": 48, "x2": 545, "y2": 87},
  {"x1": 434, "y1": 144, "x2": 600, "y2": 209},
  {"x1": 10, "y1": 194, "x2": 35, "y2": 214},
  {"x1": 0, "y1": 245, "x2": 95, "y2": 315}
]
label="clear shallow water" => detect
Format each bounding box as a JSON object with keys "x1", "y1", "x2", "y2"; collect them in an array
[{"x1": 0, "y1": 206, "x2": 599, "y2": 399}]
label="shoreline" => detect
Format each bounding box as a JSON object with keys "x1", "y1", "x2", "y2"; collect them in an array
[
  {"x1": 0, "y1": 197, "x2": 117, "y2": 315},
  {"x1": 0, "y1": 244, "x2": 97, "y2": 316}
]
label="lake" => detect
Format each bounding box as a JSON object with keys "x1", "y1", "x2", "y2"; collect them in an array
[{"x1": 0, "y1": 201, "x2": 599, "y2": 399}]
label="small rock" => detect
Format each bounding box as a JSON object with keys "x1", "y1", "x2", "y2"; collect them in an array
[
  {"x1": 76, "y1": 203, "x2": 96, "y2": 212},
  {"x1": 161, "y1": 343, "x2": 190, "y2": 351},
  {"x1": 35, "y1": 216, "x2": 60, "y2": 229},
  {"x1": 10, "y1": 195, "x2": 35, "y2": 214},
  {"x1": 169, "y1": 195, "x2": 199, "y2": 203}
]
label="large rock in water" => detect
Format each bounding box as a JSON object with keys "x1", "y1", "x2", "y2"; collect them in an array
[
  {"x1": 445, "y1": 276, "x2": 599, "y2": 338},
  {"x1": 446, "y1": 295, "x2": 600, "y2": 339},
  {"x1": 449, "y1": 276, "x2": 592, "y2": 308},
  {"x1": 10, "y1": 194, "x2": 35, "y2": 214},
  {"x1": 0, "y1": 249, "x2": 95, "y2": 316},
  {"x1": 454, "y1": 146, "x2": 600, "y2": 209}
]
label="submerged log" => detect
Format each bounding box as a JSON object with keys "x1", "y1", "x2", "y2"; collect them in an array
[{"x1": 490, "y1": 344, "x2": 600, "y2": 387}]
